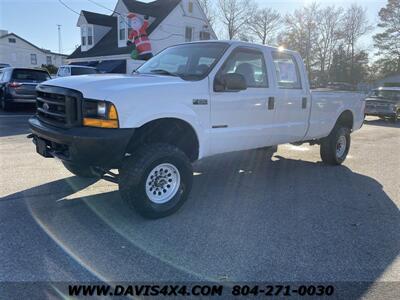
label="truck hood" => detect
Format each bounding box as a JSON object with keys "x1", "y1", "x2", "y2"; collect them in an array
[{"x1": 42, "y1": 74, "x2": 187, "y2": 100}]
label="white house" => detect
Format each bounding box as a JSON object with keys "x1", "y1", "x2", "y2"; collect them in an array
[
  {"x1": 0, "y1": 30, "x2": 67, "y2": 68},
  {"x1": 67, "y1": 0, "x2": 217, "y2": 73}
]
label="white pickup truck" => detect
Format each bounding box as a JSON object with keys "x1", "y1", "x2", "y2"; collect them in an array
[{"x1": 29, "y1": 41, "x2": 365, "y2": 218}]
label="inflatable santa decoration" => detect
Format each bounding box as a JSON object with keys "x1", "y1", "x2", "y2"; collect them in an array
[{"x1": 126, "y1": 13, "x2": 153, "y2": 61}]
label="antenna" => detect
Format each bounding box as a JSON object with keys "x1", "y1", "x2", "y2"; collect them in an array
[{"x1": 57, "y1": 24, "x2": 62, "y2": 54}]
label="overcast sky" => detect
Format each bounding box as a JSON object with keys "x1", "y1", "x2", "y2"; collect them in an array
[{"x1": 0, "y1": 0, "x2": 388, "y2": 55}]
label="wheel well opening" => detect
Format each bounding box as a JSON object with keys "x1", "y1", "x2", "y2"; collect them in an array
[
  {"x1": 336, "y1": 110, "x2": 354, "y2": 130},
  {"x1": 127, "y1": 118, "x2": 200, "y2": 162}
]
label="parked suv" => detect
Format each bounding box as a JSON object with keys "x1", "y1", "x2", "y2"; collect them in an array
[
  {"x1": 57, "y1": 65, "x2": 99, "y2": 77},
  {"x1": 0, "y1": 68, "x2": 51, "y2": 111},
  {"x1": 365, "y1": 87, "x2": 400, "y2": 122}
]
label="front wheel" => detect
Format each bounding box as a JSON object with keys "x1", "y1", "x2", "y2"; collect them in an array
[
  {"x1": 392, "y1": 110, "x2": 399, "y2": 123},
  {"x1": 320, "y1": 126, "x2": 351, "y2": 165},
  {"x1": 119, "y1": 143, "x2": 193, "y2": 219}
]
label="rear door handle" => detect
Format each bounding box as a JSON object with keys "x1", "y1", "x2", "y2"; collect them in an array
[
  {"x1": 302, "y1": 97, "x2": 308, "y2": 109},
  {"x1": 268, "y1": 97, "x2": 275, "y2": 110}
]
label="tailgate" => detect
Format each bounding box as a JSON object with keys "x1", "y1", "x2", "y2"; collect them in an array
[{"x1": 14, "y1": 83, "x2": 37, "y2": 96}]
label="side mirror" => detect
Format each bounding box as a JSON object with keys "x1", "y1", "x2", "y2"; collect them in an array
[{"x1": 214, "y1": 73, "x2": 247, "y2": 92}]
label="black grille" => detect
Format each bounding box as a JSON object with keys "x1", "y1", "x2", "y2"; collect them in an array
[
  {"x1": 36, "y1": 86, "x2": 82, "y2": 128},
  {"x1": 366, "y1": 101, "x2": 389, "y2": 108}
]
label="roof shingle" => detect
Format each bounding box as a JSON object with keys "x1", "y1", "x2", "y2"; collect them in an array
[{"x1": 81, "y1": 10, "x2": 116, "y2": 27}]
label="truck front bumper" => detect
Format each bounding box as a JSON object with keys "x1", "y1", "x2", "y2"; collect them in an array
[
  {"x1": 29, "y1": 116, "x2": 134, "y2": 169},
  {"x1": 365, "y1": 111, "x2": 397, "y2": 118}
]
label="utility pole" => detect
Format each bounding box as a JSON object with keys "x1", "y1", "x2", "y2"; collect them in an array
[{"x1": 57, "y1": 24, "x2": 62, "y2": 54}]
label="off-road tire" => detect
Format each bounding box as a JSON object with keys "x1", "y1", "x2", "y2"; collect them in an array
[
  {"x1": 119, "y1": 143, "x2": 193, "y2": 219},
  {"x1": 320, "y1": 126, "x2": 351, "y2": 165}
]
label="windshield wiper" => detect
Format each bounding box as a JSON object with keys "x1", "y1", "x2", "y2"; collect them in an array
[{"x1": 149, "y1": 69, "x2": 178, "y2": 77}]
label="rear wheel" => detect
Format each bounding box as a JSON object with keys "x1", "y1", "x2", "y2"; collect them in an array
[
  {"x1": 320, "y1": 126, "x2": 351, "y2": 165},
  {"x1": 119, "y1": 143, "x2": 193, "y2": 219},
  {"x1": 62, "y1": 162, "x2": 103, "y2": 178}
]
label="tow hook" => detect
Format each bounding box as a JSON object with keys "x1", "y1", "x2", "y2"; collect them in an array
[
  {"x1": 27, "y1": 133, "x2": 34, "y2": 139},
  {"x1": 98, "y1": 168, "x2": 119, "y2": 184}
]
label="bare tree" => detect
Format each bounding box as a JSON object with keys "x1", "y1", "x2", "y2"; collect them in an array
[
  {"x1": 278, "y1": 3, "x2": 319, "y2": 79},
  {"x1": 248, "y1": 8, "x2": 281, "y2": 45},
  {"x1": 315, "y1": 6, "x2": 343, "y2": 82},
  {"x1": 198, "y1": 0, "x2": 216, "y2": 28},
  {"x1": 217, "y1": 0, "x2": 256, "y2": 40},
  {"x1": 341, "y1": 4, "x2": 372, "y2": 81},
  {"x1": 373, "y1": 0, "x2": 400, "y2": 76}
]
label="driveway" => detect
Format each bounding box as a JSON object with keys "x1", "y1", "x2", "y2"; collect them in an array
[{"x1": 1, "y1": 110, "x2": 399, "y2": 298}]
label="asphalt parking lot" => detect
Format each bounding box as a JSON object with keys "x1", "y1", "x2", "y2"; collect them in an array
[{"x1": 0, "y1": 107, "x2": 399, "y2": 298}]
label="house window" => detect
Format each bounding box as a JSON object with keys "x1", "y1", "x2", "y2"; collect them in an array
[
  {"x1": 8, "y1": 38, "x2": 16, "y2": 43},
  {"x1": 119, "y1": 16, "x2": 127, "y2": 41},
  {"x1": 81, "y1": 26, "x2": 87, "y2": 46},
  {"x1": 46, "y1": 56, "x2": 52, "y2": 65},
  {"x1": 188, "y1": 1, "x2": 193, "y2": 13},
  {"x1": 200, "y1": 31, "x2": 211, "y2": 40},
  {"x1": 87, "y1": 26, "x2": 93, "y2": 46},
  {"x1": 81, "y1": 25, "x2": 93, "y2": 47},
  {"x1": 30, "y1": 54, "x2": 37, "y2": 65},
  {"x1": 185, "y1": 27, "x2": 193, "y2": 42}
]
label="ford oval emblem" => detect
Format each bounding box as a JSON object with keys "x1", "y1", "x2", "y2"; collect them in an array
[{"x1": 43, "y1": 103, "x2": 50, "y2": 111}]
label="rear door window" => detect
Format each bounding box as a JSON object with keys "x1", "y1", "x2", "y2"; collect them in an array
[
  {"x1": 272, "y1": 52, "x2": 302, "y2": 89},
  {"x1": 11, "y1": 69, "x2": 51, "y2": 82}
]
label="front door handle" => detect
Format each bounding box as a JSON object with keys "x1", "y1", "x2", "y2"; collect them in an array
[
  {"x1": 302, "y1": 97, "x2": 308, "y2": 109},
  {"x1": 268, "y1": 97, "x2": 275, "y2": 110}
]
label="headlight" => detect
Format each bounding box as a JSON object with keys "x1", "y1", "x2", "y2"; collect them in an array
[
  {"x1": 83, "y1": 100, "x2": 119, "y2": 129},
  {"x1": 97, "y1": 102, "x2": 107, "y2": 117}
]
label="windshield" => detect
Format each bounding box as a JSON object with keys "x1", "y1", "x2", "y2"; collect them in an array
[
  {"x1": 11, "y1": 69, "x2": 51, "y2": 82},
  {"x1": 71, "y1": 67, "x2": 98, "y2": 75},
  {"x1": 136, "y1": 42, "x2": 229, "y2": 80},
  {"x1": 369, "y1": 89, "x2": 400, "y2": 101}
]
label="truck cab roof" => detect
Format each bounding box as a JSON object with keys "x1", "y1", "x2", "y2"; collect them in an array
[{"x1": 180, "y1": 40, "x2": 299, "y2": 55}]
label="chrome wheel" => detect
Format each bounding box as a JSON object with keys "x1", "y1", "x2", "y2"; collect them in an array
[
  {"x1": 336, "y1": 135, "x2": 347, "y2": 158},
  {"x1": 145, "y1": 163, "x2": 181, "y2": 204}
]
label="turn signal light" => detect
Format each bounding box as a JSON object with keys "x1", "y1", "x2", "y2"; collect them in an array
[
  {"x1": 108, "y1": 104, "x2": 118, "y2": 120},
  {"x1": 83, "y1": 118, "x2": 119, "y2": 129}
]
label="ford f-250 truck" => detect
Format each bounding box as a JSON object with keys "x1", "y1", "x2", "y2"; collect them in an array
[{"x1": 29, "y1": 41, "x2": 365, "y2": 219}]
